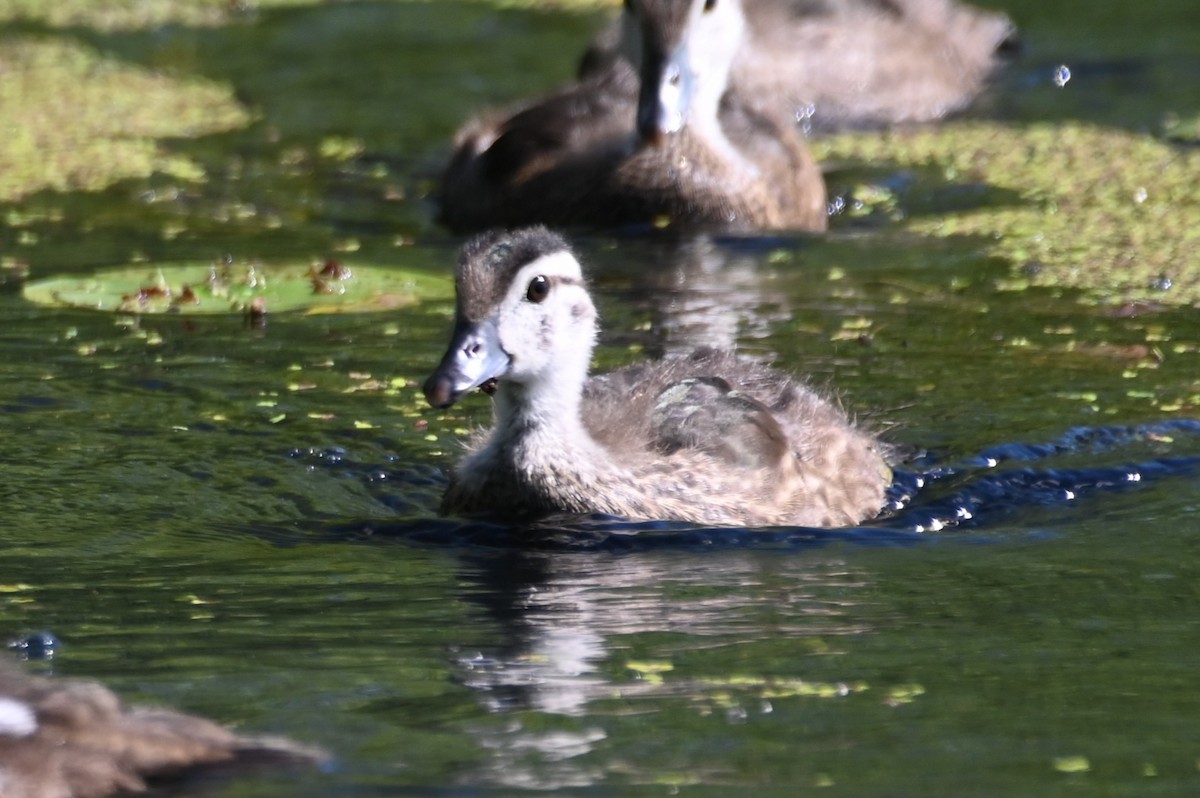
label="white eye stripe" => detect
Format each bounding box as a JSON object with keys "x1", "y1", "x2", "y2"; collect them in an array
[
  {"x1": 519, "y1": 251, "x2": 584, "y2": 280},
  {"x1": 509, "y1": 252, "x2": 586, "y2": 304}
]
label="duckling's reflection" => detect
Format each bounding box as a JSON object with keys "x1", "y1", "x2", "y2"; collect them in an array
[
  {"x1": 452, "y1": 547, "x2": 874, "y2": 787},
  {"x1": 582, "y1": 235, "x2": 798, "y2": 358},
  {"x1": 455, "y1": 551, "x2": 609, "y2": 716}
]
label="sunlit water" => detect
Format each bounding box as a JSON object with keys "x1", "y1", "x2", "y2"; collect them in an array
[{"x1": 3, "y1": 1, "x2": 1200, "y2": 795}]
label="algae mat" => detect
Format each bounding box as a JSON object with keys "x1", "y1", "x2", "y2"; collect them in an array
[
  {"x1": 0, "y1": 37, "x2": 250, "y2": 201},
  {"x1": 818, "y1": 121, "x2": 1200, "y2": 306}
]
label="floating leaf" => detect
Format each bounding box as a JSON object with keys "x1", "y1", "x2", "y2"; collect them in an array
[{"x1": 22, "y1": 259, "x2": 451, "y2": 315}]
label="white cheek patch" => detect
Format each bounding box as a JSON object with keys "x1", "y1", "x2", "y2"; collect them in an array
[{"x1": 0, "y1": 697, "x2": 37, "y2": 737}]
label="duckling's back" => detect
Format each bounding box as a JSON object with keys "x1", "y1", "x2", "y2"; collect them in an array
[{"x1": 583, "y1": 349, "x2": 891, "y2": 526}]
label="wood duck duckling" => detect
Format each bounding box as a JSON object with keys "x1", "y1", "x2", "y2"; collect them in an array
[
  {"x1": 582, "y1": 0, "x2": 1018, "y2": 132},
  {"x1": 439, "y1": 0, "x2": 827, "y2": 234},
  {"x1": 0, "y1": 660, "x2": 326, "y2": 798},
  {"x1": 423, "y1": 228, "x2": 890, "y2": 527}
]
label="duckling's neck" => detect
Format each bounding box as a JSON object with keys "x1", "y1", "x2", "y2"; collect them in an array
[
  {"x1": 491, "y1": 361, "x2": 608, "y2": 467},
  {"x1": 494, "y1": 372, "x2": 587, "y2": 442}
]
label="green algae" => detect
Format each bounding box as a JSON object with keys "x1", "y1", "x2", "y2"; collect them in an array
[
  {"x1": 0, "y1": 0, "x2": 237, "y2": 30},
  {"x1": 817, "y1": 122, "x2": 1200, "y2": 305},
  {"x1": 0, "y1": 36, "x2": 250, "y2": 201}
]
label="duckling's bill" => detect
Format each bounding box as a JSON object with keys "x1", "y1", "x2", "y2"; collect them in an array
[{"x1": 423, "y1": 317, "x2": 509, "y2": 409}]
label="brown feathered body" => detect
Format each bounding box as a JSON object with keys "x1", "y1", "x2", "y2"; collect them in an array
[
  {"x1": 447, "y1": 349, "x2": 890, "y2": 527},
  {"x1": 424, "y1": 228, "x2": 891, "y2": 528},
  {"x1": 0, "y1": 661, "x2": 325, "y2": 798}
]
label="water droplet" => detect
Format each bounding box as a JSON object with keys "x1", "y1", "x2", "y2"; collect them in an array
[
  {"x1": 794, "y1": 102, "x2": 816, "y2": 135},
  {"x1": 1053, "y1": 65, "x2": 1071, "y2": 87}
]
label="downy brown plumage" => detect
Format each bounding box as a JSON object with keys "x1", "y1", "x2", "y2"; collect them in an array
[{"x1": 0, "y1": 660, "x2": 326, "y2": 798}]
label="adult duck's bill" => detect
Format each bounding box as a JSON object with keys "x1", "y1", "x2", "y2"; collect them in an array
[
  {"x1": 635, "y1": 38, "x2": 693, "y2": 145},
  {"x1": 633, "y1": 40, "x2": 691, "y2": 144},
  {"x1": 423, "y1": 318, "x2": 510, "y2": 409}
]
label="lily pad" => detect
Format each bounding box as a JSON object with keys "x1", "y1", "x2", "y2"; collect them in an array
[{"x1": 22, "y1": 259, "x2": 451, "y2": 315}]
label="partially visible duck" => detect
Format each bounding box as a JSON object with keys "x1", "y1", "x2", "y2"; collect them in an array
[
  {"x1": 0, "y1": 660, "x2": 326, "y2": 798},
  {"x1": 582, "y1": 0, "x2": 1018, "y2": 132},
  {"x1": 439, "y1": 0, "x2": 827, "y2": 234},
  {"x1": 423, "y1": 228, "x2": 891, "y2": 527}
]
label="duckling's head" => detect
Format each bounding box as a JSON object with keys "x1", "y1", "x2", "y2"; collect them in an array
[
  {"x1": 621, "y1": 0, "x2": 747, "y2": 144},
  {"x1": 424, "y1": 227, "x2": 598, "y2": 410}
]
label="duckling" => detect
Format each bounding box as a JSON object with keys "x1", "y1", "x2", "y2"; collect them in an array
[
  {"x1": 0, "y1": 660, "x2": 326, "y2": 798},
  {"x1": 423, "y1": 228, "x2": 890, "y2": 527},
  {"x1": 439, "y1": 0, "x2": 827, "y2": 234},
  {"x1": 582, "y1": 0, "x2": 1018, "y2": 132}
]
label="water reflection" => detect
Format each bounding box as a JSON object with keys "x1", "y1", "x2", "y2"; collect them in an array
[
  {"x1": 585, "y1": 235, "x2": 801, "y2": 358},
  {"x1": 451, "y1": 548, "x2": 875, "y2": 787}
]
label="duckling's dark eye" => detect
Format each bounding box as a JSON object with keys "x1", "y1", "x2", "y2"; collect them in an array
[
  {"x1": 526, "y1": 275, "x2": 550, "y2": 303},
  {"x1": 703, "y1": 0, "x2": 717, "y2": 12}
]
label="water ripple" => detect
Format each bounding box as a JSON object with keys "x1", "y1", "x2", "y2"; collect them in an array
[{"x1": 268, "y1": 420, "x2": 1200, "y2": 551}]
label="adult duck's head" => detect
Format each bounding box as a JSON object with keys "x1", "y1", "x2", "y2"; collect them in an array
[{"x1": 620, "y1": 0, "x2": 747, "y2": 145}]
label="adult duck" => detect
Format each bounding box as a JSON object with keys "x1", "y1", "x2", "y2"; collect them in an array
[
  {"x1": 582, "y1": 0, "x2": 1018, "y2": 132},
  {"x1": 439, "y1": 0, "x2": 827, "y2": 233}
]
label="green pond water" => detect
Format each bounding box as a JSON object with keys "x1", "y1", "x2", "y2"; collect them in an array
[{"x1": 3, "y1": 1, "x2": 1200, "y2": 795}]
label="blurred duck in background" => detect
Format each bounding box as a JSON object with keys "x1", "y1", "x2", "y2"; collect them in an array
[
  {"x1": 440, "y1": 0, "x2": 828, "y2": 233},
  {"x1": 0, "y1": 659, "x2": 326, "y2": 798},
  {"x1": 439, "y1": 0, "x2": 1016, "y2": 234},
  {"x1": 582, "y1": 0, "x2": 1018, "y2": 132}
]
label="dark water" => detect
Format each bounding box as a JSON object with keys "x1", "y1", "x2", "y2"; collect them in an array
[{"x1": 3, "y1": 1, "x2": 1200, "y2": 795}]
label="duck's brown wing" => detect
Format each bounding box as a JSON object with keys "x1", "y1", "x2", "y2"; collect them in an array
[
  {"x1": 439, "y1": 64, "x2": 638, "y2": 231},
  {"x1": 482, "y1": 65, "x2": 637, "y2": 186},
  {"x1": 584, "y1": 350, "x2": 794, "y2": 471},
  {"x1": 649, "y1": 376, "x2": 793, "y2": 472}
]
